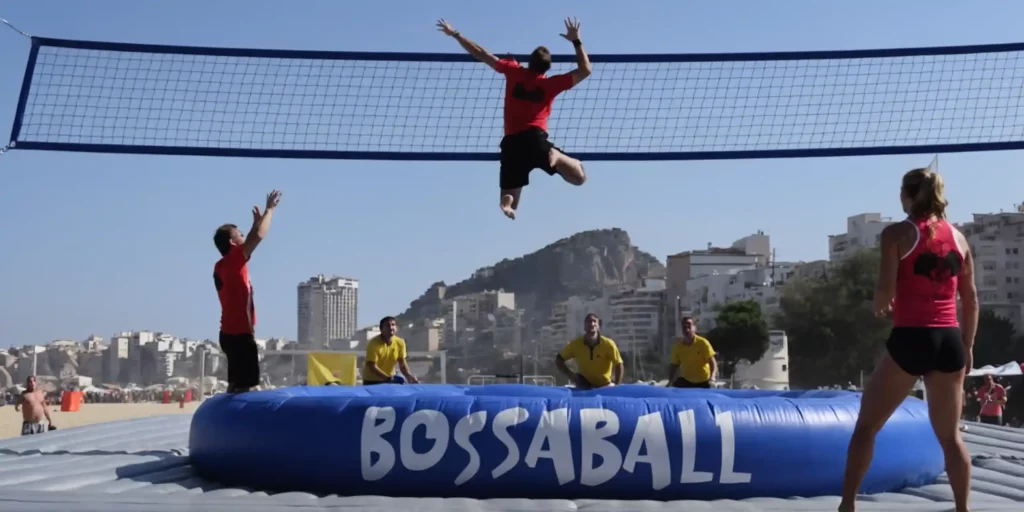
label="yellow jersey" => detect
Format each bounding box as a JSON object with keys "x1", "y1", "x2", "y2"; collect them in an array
[
  {"x1": 670, "y1": 335, "x2": 716, "y2": 384},
  {"x1": 559, "y1": 335, "x2": 623, "y2": 387},
  {"x1": 364, "y1": 335, "x2": 407, "y2": 382}
]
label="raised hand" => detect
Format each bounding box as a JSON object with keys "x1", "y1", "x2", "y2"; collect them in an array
[
  {"x1": 436, "y1": 19, "x2": 456, "y2": 37},
  {"x1": 265, "y1": 189, "x2": 282, "y2": 210},
  {"x1": 560, "y1": 17, "x2": 581, "y2": 41}
]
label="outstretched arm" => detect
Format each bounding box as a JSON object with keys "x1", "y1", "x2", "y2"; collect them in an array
[
  {"x1": 437, "y1": 19, "x2": 500, "y2": 70},
  {"x1": 560, "y1": 18, "x2": 591, "y2": 86},
  {"x1": 242, "y1": 189, "x2": 282, "y2": 260}
]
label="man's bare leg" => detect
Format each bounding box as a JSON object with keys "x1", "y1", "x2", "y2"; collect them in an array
[
  {"x1": 549, "y1": 149, "x2": 586, "y2": 186},
  {"x1": 498, "y1": 150, "x2": 581, "y2": 220},
  {"x1": 500, "y1": 188, "x2": 522, "y2": 220}
]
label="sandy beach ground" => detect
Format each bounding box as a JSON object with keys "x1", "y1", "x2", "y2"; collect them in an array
[{"x1": 0, "y1": 401, "x2": 201, "y2": 440}]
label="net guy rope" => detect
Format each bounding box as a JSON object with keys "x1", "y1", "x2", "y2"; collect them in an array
[{"x1": 6, "y1": 35, "x2": 1024, "y2": 161}]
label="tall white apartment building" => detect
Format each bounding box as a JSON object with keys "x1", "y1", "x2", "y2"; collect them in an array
[
  {"x1": 297, "y1": 275, "x2": 359, "y2": 348},
  {"x1": 959, "y1": 208, "x2": 1024, "y2": 328},
  {"x1": 442, "y1": 290, "x2": 516, "y2": 326},
  {"x1": 665, "y1": 234, "x2": 769, "y2": 310},
  {"x1": 828, "y1": 213, "x2": 894, "y2": 261},
  {"x1": 685, "y1": 262, "x2": 797, "y2": 332}
]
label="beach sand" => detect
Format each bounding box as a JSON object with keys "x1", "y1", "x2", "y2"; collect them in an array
[{"x1": 0, "y1": 401, "x2": 201, "y2": 440}]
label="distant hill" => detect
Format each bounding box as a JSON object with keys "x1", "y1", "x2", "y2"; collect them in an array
[{"x1": 397, "y1": 228, "x2": 664, "y2": 337}]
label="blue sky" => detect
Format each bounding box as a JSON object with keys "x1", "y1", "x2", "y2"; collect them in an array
[{"x1": 2, "y1": 0, "x2": 1024, "y2": 347}]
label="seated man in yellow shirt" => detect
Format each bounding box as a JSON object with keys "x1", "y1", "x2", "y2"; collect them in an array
[
  {"x1": 363, "y1": 316, "x2": 420, "y2": 385},
  {"x1": 668, "y1": 316, "x2": 717, "y2": 388},
  {"x1": 555, "y1": 313, "x2": 624, "y2": 390}
]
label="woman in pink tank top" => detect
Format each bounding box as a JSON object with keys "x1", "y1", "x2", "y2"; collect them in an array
[{"x1": 839, "y1": 168, "x2": 979, "y2": 512}]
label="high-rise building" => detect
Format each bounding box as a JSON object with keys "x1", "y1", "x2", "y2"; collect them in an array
[
  {"x1": 827, "y1": 213, "x2": 894, "y2": 261},
  {"x1": 297, "y1": 275, "x2": 359, "y2": 348},
  {"x1": 959, "y1": 209, "x2": 1024, "y2": 328}
]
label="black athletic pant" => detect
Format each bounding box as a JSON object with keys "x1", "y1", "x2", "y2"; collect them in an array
[
  {"x1": 979, "y1": 415, "x2": 1003, "y2": 426},
  {"x1": 671, "y1": 377, "x2": 711, "y2": 389},
  {"x1": 886, "y1": 327, "x2": 966, "y2": 376},
  {"x1": 219, "y1": 331, "x2": 260, "y2": 390}
]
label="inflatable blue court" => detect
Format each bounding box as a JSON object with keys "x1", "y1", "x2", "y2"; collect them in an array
[{"x1": 189, "y1": 384, "x2": 944, "y2": 500}]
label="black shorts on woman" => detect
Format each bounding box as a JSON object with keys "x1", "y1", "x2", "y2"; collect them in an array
[{"x1": 886, "y1": 326, "x2": 966, "y2": 377}]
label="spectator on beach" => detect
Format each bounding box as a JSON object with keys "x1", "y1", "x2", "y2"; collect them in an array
[
  {"x1": 976, "y1": 374, "x2": 1007, "y2": 426},
  {"x1": 14, "y1": 376, "x2": 53, "y2": 436}
]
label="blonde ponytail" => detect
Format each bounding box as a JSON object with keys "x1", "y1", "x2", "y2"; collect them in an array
[{"x1": 902, "y1": 168, "x2": 948, "y2": 220}]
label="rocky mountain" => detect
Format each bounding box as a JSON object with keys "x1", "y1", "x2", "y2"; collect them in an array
[{"x1": 397, "y1": 228, "x2": 665, "y2": 337}]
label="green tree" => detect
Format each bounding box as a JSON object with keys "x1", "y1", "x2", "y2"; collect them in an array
[
  {"x1": 774, "y1": 249, "x2": 890, "y2": 388},
  {"x1": 708, "y1": 299, "x2": 770, "y2": 377},
  {"x1": 973, "y1": 308, "x2": 1019, "y2": 368}
]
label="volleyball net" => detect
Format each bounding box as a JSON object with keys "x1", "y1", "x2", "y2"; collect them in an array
[{"x1": 8, "y1": 37, "x2": 1024, "y2": 161}]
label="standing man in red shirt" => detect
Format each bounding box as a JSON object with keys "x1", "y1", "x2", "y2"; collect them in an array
[
  {"x1": 437, "y1": 17, "x2": 592, "y2": 220},
  {"x1": 212, "y1": 189, "x2": 282, "y2": 393},
  {"x1": 976, "y1": 374, "x2": 1007, "y2": 425}
]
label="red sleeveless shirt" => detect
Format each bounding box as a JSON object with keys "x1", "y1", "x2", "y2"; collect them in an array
[{"x1": 891, "y1": 217, "x2": 963, "y2": 328}]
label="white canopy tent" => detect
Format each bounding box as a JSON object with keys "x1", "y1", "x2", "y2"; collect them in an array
[
  {"x1": 967, "y1": 362, "x2": 1022, "y2": 377},
  {"x1": 915, "y1": 362, "x2": 1020, "y2": 402}
]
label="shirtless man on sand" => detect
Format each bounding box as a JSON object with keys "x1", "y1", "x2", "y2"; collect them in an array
[{"x1": 15, "y1": 376, "x2": 53, "y2": 436}]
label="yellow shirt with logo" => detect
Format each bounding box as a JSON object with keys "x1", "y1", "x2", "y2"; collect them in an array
[
  {"x1": 364, "y1": 335, "x2": 407, "y2": 382},
  {"x1": 559, "y1": 335, "x2": 623, "y2": 387},
  {"x1": 671, "y1": 335, "x2": 716, "y2": 383}
]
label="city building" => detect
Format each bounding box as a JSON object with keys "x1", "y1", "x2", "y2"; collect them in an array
[
  {"x1": 959, "y1": 208, "x2": 1024, "y2": 328},
  {"x1": 684, "y1": 262, "x2": 797, "y2": 331},
  {"x1": 828, "y1": 213, "x2": 894, "y2": 261},
  {"x1": 540, "y1": 279, "x2": 667, "y2": 355},
  {"x1": 731, "y1": 231, "x2": 771, "y2": 264},
  {"x1": 103, "y1": 335, "x2": 129, "y2": 384},
  {"x1": 440, "y1": 290, "x2": 517, "y2": 351},
  {"x1": 666, "y1": 239, "x2": 765, "y2": 308},
  {"x1": 297, "y1": 275, "x2": 359, "y2": 348},
  {"x1": 404, "y1": 319, "x2": 443, "y2": 353},
  {"x1": 606, "y1": 279, "x2": 666, "y2": 353},
  {"x1": 732, "y1": 330, "x2": 790, "y2": 390},
  {"x1": 442, "y1": 290, "x2": 516, "y2": 326},
  {"x1": 124, "y1": 330, "x2": 156, "y2": 384}
]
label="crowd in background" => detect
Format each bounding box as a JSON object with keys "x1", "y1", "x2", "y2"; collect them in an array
[
  {"x1": 1, "y1": 386, "x2": 199, "y2": 406},
  {"x1": 2, "y1": 374, "x2": 1021, "y2": 430}
]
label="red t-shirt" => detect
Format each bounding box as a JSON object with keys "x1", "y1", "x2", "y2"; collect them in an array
[
  {"x1": 891, "y1": 218, "x2": 963, "y2": 328},
  {"x1": 495, "y1": 59, "x2": 575, "y2": 135},
  {"x1": 978, "y1": 383, "x2": 1006, "y2": 417},
  {"x1": 213, "y1": 245, "x2": 255, "y2": 335}
]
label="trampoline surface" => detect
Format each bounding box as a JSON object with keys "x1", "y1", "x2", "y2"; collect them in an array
[{"x1": 0, "y1": 414, "x2": 1023, "y2": 511}]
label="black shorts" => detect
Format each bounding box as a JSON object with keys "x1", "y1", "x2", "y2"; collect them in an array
[
  {"x1": 671, "y1": 378, "x2": 711, "y2": 389},
  {"x1": 499, "y1": 127, "x2": 561, "y2": 190},
  {"x1": 573, "y1": 373, "x2": 598, "y2": 390},
  {"x1": 363, "y1": 376, "x2": 403, "y2": 385},
  {"x1": 886, "y1": 327, "x2": 966, "y2": 377},
  {"x1": 979, "y1": 415, "x2": 1003, "y2": 426},
  {"x1": 219, "y1": 331, "x2": 260, "y2": 389}
]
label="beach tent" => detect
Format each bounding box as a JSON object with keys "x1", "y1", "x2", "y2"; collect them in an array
[{"x1": 968, "y1": 362, "x2": 1022, "y2": 377}]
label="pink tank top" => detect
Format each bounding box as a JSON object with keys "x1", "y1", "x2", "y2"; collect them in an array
[{"x1": 891, "y1": 217, "x2": 963, "y2": 328}]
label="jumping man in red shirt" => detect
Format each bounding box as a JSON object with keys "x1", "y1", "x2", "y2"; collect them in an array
[
  {"x1": 437, "y1": 17, "x2": 592, "y2": 220},
  {"x1": 212, "y1": 189, "x2": 282, "y2": 393},
  {"x1": 838, "y1": 168, "x2": 977, "y2": 512}
]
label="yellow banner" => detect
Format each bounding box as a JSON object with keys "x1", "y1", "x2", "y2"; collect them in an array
[{"x1": 307, "y1": 352, "x2": 358, "y2": 386}]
